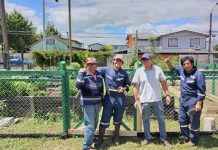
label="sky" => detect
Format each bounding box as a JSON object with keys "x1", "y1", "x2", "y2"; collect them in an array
[{"x1": 5, "y1": 0, "x2": 218, "y2": 46}]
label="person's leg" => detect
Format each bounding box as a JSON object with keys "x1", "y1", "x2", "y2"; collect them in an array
[
  {"x1": 179, "y1": 104, "x2": 190, "y2": 142},
  {"x1": 113, "y1": 96, "x2": 126, "y2": 145},
  {"x1": 95, "y1": 96, "x2": 113, "y2": 147},
  {"x1": 189, "y1": 104, "x2": 201, "y2": 145},
  {"x1": 141, "y1": 102, "x2": 152, "y2": 140},
  {"x1": 152, "y1": 101, "x2": 167, "y2": 141},
  {"x1": 83, "y1": 105, "x2": 96, "y2": 150}
]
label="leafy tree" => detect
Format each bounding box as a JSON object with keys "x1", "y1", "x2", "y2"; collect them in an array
[
  {"x1": 99, "y1": 45, "x2": 112, "y2": 52},
  {"x1": 46, "y1": 22, "x2": 61, "y2": 37},
  {"x1": 5, "y1": 10, "x2": 39, "y2": 52},
  {"x1": 213, "y1": 44, "x2": 218, "y2": 58}
]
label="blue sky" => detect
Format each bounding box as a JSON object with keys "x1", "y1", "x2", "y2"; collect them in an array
[{"x1": 5, "y1": 0, "x2": 218, "y2": 45}]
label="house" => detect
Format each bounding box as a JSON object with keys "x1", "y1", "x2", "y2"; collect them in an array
[
  {"x1": 29, "y1": 35, "x2": 84, "y2": 51},
  {"x1": 126, "y1": 30, "x2": 218, "y2": 63},
  {"x1": 88, "y1": 43, "x2": 104, "y2": 51}
]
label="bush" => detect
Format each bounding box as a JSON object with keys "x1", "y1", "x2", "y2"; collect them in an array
[
  {"x1": 69, "y1": 79, "x2": 79, "y2": 96},
  {"x1": 0, "y1": 100, "x2": 9, "y2": 117},
  {"x1": 67, "y1": 62, "x2": 80, "y2": 69}
]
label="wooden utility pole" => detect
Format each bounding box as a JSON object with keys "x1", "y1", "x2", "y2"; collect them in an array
[
  {"x1": 68, "y1": 0, "x2": 72, "y2": 65},
  {"x1": 0, "y1": 0, "x2": 10, "y2": 70}
]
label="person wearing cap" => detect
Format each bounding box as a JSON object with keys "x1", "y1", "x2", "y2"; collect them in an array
[
  {"x1": 165, "y1": 56, "x2": 206, "y2": 146},
  {"x1": 94, "y1": 54, "x2": 130, "y2": 147},
  {"x1": 75, "y1": 57, "x2": 104, "y2": 150},
  {"x1": 132, "y1": 53, "x2": 172, "y2": 148}
]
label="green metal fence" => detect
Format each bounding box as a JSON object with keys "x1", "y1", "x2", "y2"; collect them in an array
[{"x1": 0, "y1": 62, "x2": 217, "y2": 138}]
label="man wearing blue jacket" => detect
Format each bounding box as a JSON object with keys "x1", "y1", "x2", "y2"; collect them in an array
[
  {"x1": 165, "y1": 56, "x2": 206, "y2": 146},
  {"x1": 76, "y1": 58, "x2": 104, "y2": 150},
  {"x1": 95, "y1": 54, "x2": 130, "y2": 147}
]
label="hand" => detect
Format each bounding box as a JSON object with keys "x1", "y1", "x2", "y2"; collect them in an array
[
  {"x1": 165, "y1": 95, "x2": 171, "y2": 105},
  {"x1": 79, "y1": 68, "x2": 87, "y2": 73},
  {"x1": 165, "y1": 56, "x2": 171, "y2": 63},
  {"x1": 195, "y1": 101, "x2": 203, "y2": 112},
  {"x1": 134, "y1": 100, "x2": 141, "y2": 109},
  {"x1": 117, "y1": 86, "x2": 124, "y2": 93}
]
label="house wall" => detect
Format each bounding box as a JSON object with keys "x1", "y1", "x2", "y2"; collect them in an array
[
  {"x1": 159, "y1": 32, "x2": 207, "y2": 50},
  {"x1": 30, "y1": 38, "x2": 68, "y2": 51},
  {"x1": 89, "y1": 44, "x2": 103, "y2": 51},
  {"x1": 138, "y1": 39, "x2": 150, "y2": 47}
]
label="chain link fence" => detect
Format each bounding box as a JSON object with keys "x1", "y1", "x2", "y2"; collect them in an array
[
  {"x1": 0, "y1": 64, "x2": 217, "y2": 137},
  {"x1": 0, "y1": 62, "x2": 70, "y2": 137}
]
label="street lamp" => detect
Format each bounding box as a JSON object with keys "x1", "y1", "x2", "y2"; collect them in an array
[{"x1": 208, "y1": 2, "x2": 218, "y2": 63}]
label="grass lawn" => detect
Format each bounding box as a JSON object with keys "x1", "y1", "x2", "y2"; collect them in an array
[{"x1": 0, "y1": 134, "x2": 218, "y2": 150}]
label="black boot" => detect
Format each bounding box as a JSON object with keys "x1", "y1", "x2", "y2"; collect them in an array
[
  {"x1": 114, "y1": 124, "x2": 121, "y2": 146},
  {"x1": 94, "y1": 126, "x2": 106, "y2": 148}
]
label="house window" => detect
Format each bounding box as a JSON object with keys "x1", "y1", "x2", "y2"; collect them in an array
[
  {"x1": 168, "y1": 38, "x2": 178, "y2": 47},
  {"x1": 190, "y1": 38, "x2": 200, "y2": 47},
  {"x1": 46, "y1": 39, "x2": 55, "y2": 45}
]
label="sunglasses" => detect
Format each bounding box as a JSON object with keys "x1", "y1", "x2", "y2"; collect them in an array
[
  {"x1": 88, "y1": 63, "x2": 97, "y2": 66},
  {"x1": 114, "y1": 59, "x2": 122, "y2": 62}
]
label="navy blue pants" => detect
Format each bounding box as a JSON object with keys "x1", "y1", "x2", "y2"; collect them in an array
[
  {"x1": 179, "y1": 103, "x2": 201, "y2": 143},
  {"x1": 100, "y1": 92, "x2": 126, "y2": 128}
]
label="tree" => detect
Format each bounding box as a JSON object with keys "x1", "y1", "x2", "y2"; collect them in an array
[
  {"x1": 46, "y1": 22, "x2": 61, "y2": 37},
  {"x1": 213, "y1": 44, "x2": 218, "y2": 58},
  {"x1": 99, "y1": 45, "x2": 112, "y2": 52},
  {"x1": 5, "y1": 10, "x2": 39, "y2": 52}
]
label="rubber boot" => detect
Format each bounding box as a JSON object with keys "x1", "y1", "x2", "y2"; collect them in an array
[
  {"x1": 94, "y1": 126, "x2": 106, "y2": 148},
  {"x1": 114, "y1": 124, "x2": 121, "y2": 146}
]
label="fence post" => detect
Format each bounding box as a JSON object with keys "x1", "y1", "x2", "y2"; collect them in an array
[
  {"x1": 212, "y1": 57, "x2": 215, "y2": 95},
  {"x1": 60, "y1": 61, "x2": 71, "y2": 137}
]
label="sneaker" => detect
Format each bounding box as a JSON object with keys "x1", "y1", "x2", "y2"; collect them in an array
[
  {"x1": 162, "y1": 140, "x2": 173, "y2": 149},
  {"x1": 94, "y1": 139, "x2": 103, "y2": 148},
  {"x1": 141, "y1": 139, "x2": 149, "y2": 145},
  {"x1": 186, "y1": 141, "x2": 198, "y2": 147}
]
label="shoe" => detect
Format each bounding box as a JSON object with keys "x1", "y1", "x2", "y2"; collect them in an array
[
  {"x1": 162, "y1": 140, "x2": 173, "y2": 149},
  {"x1": 179, "y1": 137, "x2": 189, "y2": 144},
  {"x1": 186, "y1": 141, "x2": 198, "y2": 147},
  {"x1": 141, "y1": 139, "x2": 149, "y2": 145},
  {"x1": 114, "y1": 124, "x2": 121, "y2": 146},
  {"x1": 94, "y1": 126, "x2": 106, "y2": 147}
]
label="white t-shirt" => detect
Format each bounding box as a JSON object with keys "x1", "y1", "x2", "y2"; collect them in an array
[{"x1": 132, "y1": 65, "x2": 166, "y2": 103}]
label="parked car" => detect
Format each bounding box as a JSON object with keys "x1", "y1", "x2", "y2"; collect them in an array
[{"x1": 10, "y1": 55, "x2": 34, "y2": 68}]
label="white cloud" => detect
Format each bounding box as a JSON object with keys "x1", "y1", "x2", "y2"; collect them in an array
[
  {"x1": 5, "y1": 2, "x2": 42, "y2": 32},
  {"x1": 5, "y1": 0, "x2": 218, "y2": 45}
]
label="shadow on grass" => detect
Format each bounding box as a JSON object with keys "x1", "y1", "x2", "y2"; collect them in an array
[
  {"x1": 94, "y1": 134, "x2": 218, "y2": 150},
  {"x1": 198, "y1": 134, "x2": 218, "y2": 149},
  {"x1": 95, "y1": 136, "x2": 141, "y2": 150}
]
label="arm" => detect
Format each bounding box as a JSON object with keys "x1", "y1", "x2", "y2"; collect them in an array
[
  {"x1": 160, "y1": 80, "x2": 171, "y2": 105},
  {"x1": 133, "y1": 83, "x2": 142, "y2": 115},
  {"x1": 132, "y1": 70, "x2": 141, "y2": 108},
  {"x1": 75, "y1": 71, "x2": 85, "y2": 89},
  {"x1": 165, "y1": 56, "x2": 174, "y2": 71},
  {"x1": 195, "y1": 72, "x2": 206, "y2": 111},
  {"x1": 159, "y1": 68, "x2": 171, "y2": 105}
]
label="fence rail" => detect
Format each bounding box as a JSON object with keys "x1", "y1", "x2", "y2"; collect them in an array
[{"x1": 0, "y1": 62, "x2": 217, "y2": 138}]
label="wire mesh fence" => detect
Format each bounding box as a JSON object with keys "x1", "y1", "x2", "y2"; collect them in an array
[
  {"x1": 0, "y1": 64, "x2": 217, "y2": 137},
  {"x1": 0, "y1": 68, "x2": 66, "y2": 136}
]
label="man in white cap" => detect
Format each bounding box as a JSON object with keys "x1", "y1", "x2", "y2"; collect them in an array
[
  {"x1": 132, "y1": 53, "x2": 172, "y2": 148},
  {"x1": 76, "y1": 57, "x2": 104, "y2": 150},
  {"x1": 94, "y1": 54, "x2": 130, "y2": 147}
]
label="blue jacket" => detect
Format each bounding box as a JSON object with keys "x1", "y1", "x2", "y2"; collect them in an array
[
  {"x1": 75, "y1": 69, "x2": 104, "y2": 105},
  {"x1": 97, "y1": 67, "x2": 130, "y2": 96},
  {"x1": 172, "y1": 66, "x2": 206, "y2": 106}
]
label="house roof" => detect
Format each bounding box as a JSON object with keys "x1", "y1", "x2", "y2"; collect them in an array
[
  {"x1": 59, "y1": 37, "x2": 83, "y2": 45},
  {"x1": 29, "y1": 35, "x2": 83, "y2": 49},
  {"x1": 88, "y1": 43, "x2": 104, "y2": 46},
  {"x1": 157, "y1": 30, "x2": 208, "y2": 38},
  {"x1": 137, "y1": 47, "x2": 218, "y2": 54}
]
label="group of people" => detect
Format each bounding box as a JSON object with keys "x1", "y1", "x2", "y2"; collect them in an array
[{"x1": 76, "y1": 53, "x2": 206, "y2": 150}]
